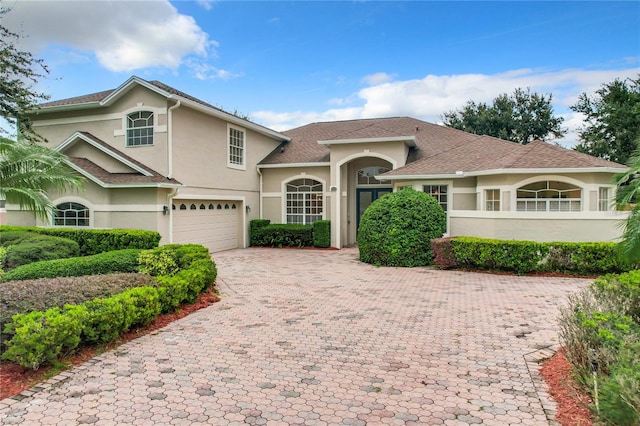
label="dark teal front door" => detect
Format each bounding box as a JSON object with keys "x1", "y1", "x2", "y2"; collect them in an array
[{"x1": 356, "y1": 188, "x2": 392, "y2": 229}]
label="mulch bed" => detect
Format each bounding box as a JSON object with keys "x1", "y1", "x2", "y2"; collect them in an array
[
  {"x1": 0, "y1": 289, "x2": 220, "y2": 401},
  {"x1": 540, "y1": 348, "x2": 595, "y2": 425}
]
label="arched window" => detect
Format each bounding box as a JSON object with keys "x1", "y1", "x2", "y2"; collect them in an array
[
  {"x1": 286, "y1": 178, "x2": 323, "y2": 224},
  {"x1": 54, "y1": 202, "x2": 89, "y2": 227},
  {"x1": 357, "y1": 166, "x2": 391, "y2": 185},
  {"x1": 126, "y1": 111, "x2": 154, "y2": 146},
  {"x1": 516, "y1": 181, "x2": 582, "y2": 212}
]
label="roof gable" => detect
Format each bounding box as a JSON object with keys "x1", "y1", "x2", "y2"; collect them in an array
[{"x1": 56, "y1": 132, "x2": 181, "y2": 188}]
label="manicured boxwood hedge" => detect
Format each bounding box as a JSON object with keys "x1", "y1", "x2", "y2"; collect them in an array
[
  {"x1": 2, "y1": 249, "x2": 143, "y2": 281},
  {"x1": 0, "y1": 226, "x2": 161, "y2": 256},
  {"x1": 250, "y1": 219, "x2": 331, "y2": 248},
  {"x1": 431, "y1": 236, "x2": 632, "y2": 275},
  {"x1": 1, "y1": 244, "x2": 217, "y2": 369},
  {"x1": 0, "y1": 231, "x2": 80, "y2": 269}
]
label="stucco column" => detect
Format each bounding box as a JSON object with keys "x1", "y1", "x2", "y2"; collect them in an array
[{"x1": 330, "y1": 162, "x2": 341, "y2": 249}]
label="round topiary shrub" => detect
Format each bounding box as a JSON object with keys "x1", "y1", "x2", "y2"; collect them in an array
[{"x1": 357, "y1": 188, "x2": 446, "y2": 267}]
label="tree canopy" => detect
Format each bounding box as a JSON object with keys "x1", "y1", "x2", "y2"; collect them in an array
[
  {"x1": 441, "y1": 87, "x2": 566, "y2": 145},
  {"x1": 572, "y1": 76, "x2": 640, "y2": 165},
  {"x1": 0, "y1": 7, "x2": 49, "y2": 143}
]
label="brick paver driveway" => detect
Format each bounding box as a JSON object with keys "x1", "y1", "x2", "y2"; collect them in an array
[{"x1": 0, "y1": 247, "x2": 590, "y2": 425}]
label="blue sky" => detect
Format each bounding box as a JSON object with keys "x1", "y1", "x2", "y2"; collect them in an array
[{"x1": 4, "y1": 0, "x2": 639, "y2": 146}]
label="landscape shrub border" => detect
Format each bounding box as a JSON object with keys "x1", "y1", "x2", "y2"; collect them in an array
[
  {"x1": 250, "y1": 219, "x2": 331, "y2": 248},
  {"x1": 0, "y1": 231, "x2": 80, "y2": 270},
  {"x1": 1, "y1": 244, "x2": 217, "y2": 369},
  {"x1": 559, "y1": 271, "x2": 640, "y2": 425},
  {"x1": 0, "y1": 226, "x2": 161, "y2": 256},
  {"x1": 2, "y1": 249, "x2": 143, "y2": 281},
  {"x1": 431, "y1": 237, "x2": 632, "y2": 275}
]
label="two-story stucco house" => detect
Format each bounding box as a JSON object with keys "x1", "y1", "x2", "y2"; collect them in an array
[{"x1": 6, "y1": 76, "x2": 628, "y2": 252}]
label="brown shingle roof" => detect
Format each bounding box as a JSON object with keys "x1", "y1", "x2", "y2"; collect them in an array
[
  {"x1": 65, "y1": 132, "x2": 181, "y2": 186},
  {"x1": 260, "y1": 117, "x2": 626, "y2": 174}
]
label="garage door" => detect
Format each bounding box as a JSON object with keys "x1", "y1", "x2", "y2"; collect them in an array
[{"x1": 172, "y1": 200, "x2": 240, "y2": 252}]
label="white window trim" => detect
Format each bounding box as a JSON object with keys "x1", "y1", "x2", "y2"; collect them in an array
[
  {"x1": 114, "y1": 105, "x2": 166, "y2": 140},
  {"x1": 50, "y1": 197, "x2": 93, "y2": 228},
  {"x1": 281, "y1": 174, "x2": 327, "y2": 224},
  {"x1": 227, "y1": 123, "x2": 246, "y2": 170},
  {"x1": 484, "y1": 188, "x2": 501, "y2": 212}
]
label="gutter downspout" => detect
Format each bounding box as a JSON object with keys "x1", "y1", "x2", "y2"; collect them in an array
[
  {"x1": 256, "y1": 166, "x2": 263, "y2": 219},
  {"x1": 167, "y1": 100, "x2": 181, "y2": 179}
]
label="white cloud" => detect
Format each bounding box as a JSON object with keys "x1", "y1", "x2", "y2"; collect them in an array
[
  {"x1": 253, "y1": 67, "x2": 639, "y2": 147},
  {"x1": 3, "y1": 0, "x2": 212, "y2": 72},
  {"x1": 196, "y1": 0, "x2": 216, "y2": 11},
  {"x1": 361, "y1": 72, "x2": 395, "y2": 86}
]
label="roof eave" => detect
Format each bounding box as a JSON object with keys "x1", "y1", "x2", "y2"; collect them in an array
[
  {"x1": 318, "y1": 136, "x2": 417, "y2": 147},
  {"x1": 258, "y1": 162, "x2": 331, "y2": 169},
  {"x1": 380, "y1": 166, "x2": 628, "y2": 180},
  {"x1": 173, "y1": 95, "x2": 291, "y2": 142}
]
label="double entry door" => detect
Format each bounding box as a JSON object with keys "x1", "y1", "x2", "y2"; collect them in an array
[{"x1": 356, "y1": 188, "x2": 393, "y2": 229}]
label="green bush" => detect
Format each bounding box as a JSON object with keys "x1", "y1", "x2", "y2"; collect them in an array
[
  {"x1": 444, "y1": 237, "x2": 629, "y2": 275},
  {"x1": 250, "y1": 219, "x2": 271, "y2": 246},
  {"x1": 0, "y1": 231, "x2": 80, "y2": 269},
  {"x1": 2, "y1": 249, "x2": 142, "y2": 281},
  {"x1": 559, "y1": 272, "x2": 640, "y2": 424},
  {"x1": 2, "y1": 307, "x2": 83, "y2": 369},
  {"x1": 592, "y1": 270, "x2": 640, "y2": 324},
  {"x1": 1, "y1": 243, "x2": 217, "y2": 369},
  {"x1": 138, "y1": 249, "x2": 179, "y2": 276},
  {"x1": 251, "y1": 224, "x2": 314, "y2": 247},
  {"x1": 0, "y1": 226, "x2": 160, "y2": 256},
  {"x1": 545, "y1": 242, "x2": 629, "y2": 274},
  {"x1": 452, "y1": 237, "x2": 548, "y2": 275},
  {"x1": 312, "y1": 220, "x2": 331, "y2": 248},
  {"x1": 358, "y1": 188, "x2": 446, "y2": 267},
  {"x1": 597, "y1": 341, "x2": 640, "y2": 426}
]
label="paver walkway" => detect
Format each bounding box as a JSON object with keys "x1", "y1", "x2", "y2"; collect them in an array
[{"x1": 0, "y1": 247, "x2": 590, "y2": 425}]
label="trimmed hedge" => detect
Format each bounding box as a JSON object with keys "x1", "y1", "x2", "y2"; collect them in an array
[
  {"x1": 250, "y1": 222, "x2": 314, "y2": 247},
  {"x1": 431, "y1": 236, "x2": 631, "y2": 275},
  {"x1": 312, "y1": 220, "x2": 331, "y2": 248},
  {"x1": 0, "y1": 226, "x2": 160, "y2": 256},
  {"x1": 249, "y1": 219, "x2": 271, "y2": 246},
  {"x1": 358, "y1": 188, "x2": 446, "y2": 267},
  {"x1": 2, "y1": 244, "x2": 217, "y2": 369},
  {"x1": 0, "y1": 231, "x2": 80, "y2": 270},
  {"x1": 2, "y1": 249, "x2": 142, "y2": 281}
]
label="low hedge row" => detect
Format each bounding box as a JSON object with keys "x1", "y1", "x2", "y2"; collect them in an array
[
  {"x1": 2, "y1": 249, "x2": 142, "y2": 281},
  {"x1": 1, "y1": 244, "x2": 217, "y2": 369},
  {"x1": 0, "y1": 226, "x2": 161, "y2": 256},
  {"x1": 431, "y1": 237, "x2": 631, "y2": 275},
  {"x1": 249, "y1": 219, "x2": 331, "y2": 248},
  {"x1": 0, "y1": 231, "x2": 80, "y2": 270}
]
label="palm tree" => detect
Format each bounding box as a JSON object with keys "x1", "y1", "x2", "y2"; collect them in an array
[
  {"x1": 0, "y1": 137, "x2": 84, "y2": 222},
  {"x1": 616, "y1": 138, "x2": 640, "y2": 264}
]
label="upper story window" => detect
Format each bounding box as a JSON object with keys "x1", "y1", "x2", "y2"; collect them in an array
[
  {"x1": 286, "y1": 178, "x2": 323, "y2": 225},
  {"x1": 228, "y1": 125, "x2": 246, "y2": 169},
  {"x1": 54, "y1": 202, "x2": 89, "y2": 227},
  {"x1": 126, "y1": 111, "x2": 154, "y2": 146},
  {"x1": 516, "y1": 180, "x2": 582, "y2": 212},
  {"x1": 423, "y1": 185, "x2": 448, "y2": 211}
]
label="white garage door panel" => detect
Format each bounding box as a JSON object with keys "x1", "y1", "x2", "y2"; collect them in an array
[{"x1": 173, "y1": 201, "x2": 240, "y2": 252}]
